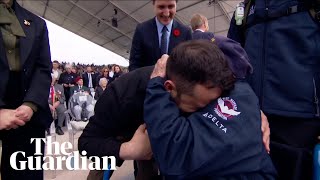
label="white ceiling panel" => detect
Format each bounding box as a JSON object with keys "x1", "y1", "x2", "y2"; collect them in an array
[
  {"x1": 68, "y1": 6, "x2": 93, "y2": 25},
  {"x1": 117, "y1": 17, "x2": 138, "y2": 34},
  {"x1": 102, "y1": 27, "x2": 122, "y2": 40},
  {"x1": 48, "y1": 0, "x2": 74, "y2": 15},
  {"x1": 19, "y1": 0, "x2": 46, "y2": 16},
  {"x1": 43, "y1": 8, "x2": 65, "y2": 26},
  {"x1": 62, "y1": 18, "x2": 83, "y2": 33},
  {"x1": 77, "y1": 0, "x2": 109, "y2": 15},
  {"x1": 18, "y1": 0, "x2": 239, "y2": 62}
]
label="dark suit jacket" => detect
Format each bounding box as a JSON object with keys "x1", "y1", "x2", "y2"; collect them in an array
[
  {"x1": 78, "y1": 66, "x2": 153, "y2": 165},
  {"x1": 129, "y1": 18, "x2": 192, "y2": 71},
  {"x1": 0, "y1": 1, "x2": 52, "y2": 128},
  {"x1": 94, "y1": 86, "x2": 105, "y2": 100},
  {"x1": 82, "y1": 72, "x2": 97, "y2": 88},
  {"x1": 70, "y1": 85, "x2": 90, "y2": 97},
  {"x1": 192, "y1": 30, "x2": 215, "y2": 40}
]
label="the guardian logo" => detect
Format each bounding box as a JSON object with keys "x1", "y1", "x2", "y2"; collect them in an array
[{"x1": 10, "y1": 137, "x2": 116, "y2": 171}]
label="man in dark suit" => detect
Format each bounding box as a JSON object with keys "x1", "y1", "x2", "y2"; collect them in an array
[
  {"x1": 190, "y1": 13, "x2": 215, "y2": 40},
  {"x1": 0, "y1": 0, "x2": 52, "y2": 179},
  {"x1": 129, "y1": 0, "x2": 192, "y2": 71},
  {"x1": 82, "y1": 66, "x2": 97, "y2": 89}
]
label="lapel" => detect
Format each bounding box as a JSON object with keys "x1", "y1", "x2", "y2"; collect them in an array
[
  {"x1": 14, "y1": 1, "x2": 35, "y2": 66},
  {"x1": 168, "y1": 20, "x2": 177, "y2": 54},
  {"x1": 151, "y1": 19, "x2": 160, "y2": 60},
  {"x1": 0, "y1": 30, "x2": 9, "y2": 68}
]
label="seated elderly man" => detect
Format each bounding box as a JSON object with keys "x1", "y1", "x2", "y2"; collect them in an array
[
  {"x1": 70, "y1": 77, "x2": 94, "y2": 121},
  {"x1": 49, "y1": 76, "x2": 67, "y2": 135}
]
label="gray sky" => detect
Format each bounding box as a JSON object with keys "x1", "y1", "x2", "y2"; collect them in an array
[{"x1": 46, "y1": 19, "x2": 129, "y2": 67}]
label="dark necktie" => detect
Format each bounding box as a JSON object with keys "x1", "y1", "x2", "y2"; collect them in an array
[{"x1": 160, "y1": 26, "x2": 168, "y2": 55}]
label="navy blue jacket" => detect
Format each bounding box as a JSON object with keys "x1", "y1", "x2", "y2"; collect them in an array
[
  {"x1": 129, "y1": 18, "x2": 192, "y2": 71},
  {"x1": 0, "y1": 1, "x2": 52, "y2": 128},
  {"x1": 192, "y1": 30, "x2": 215, "y2": 41},
  {"x1": 144, "y1": 77, "x2": 276, "y2": 179},
  {"x1": 228, "y1": 0, "x2": 320, "y2": 118}
]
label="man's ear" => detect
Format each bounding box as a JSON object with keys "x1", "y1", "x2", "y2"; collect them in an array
[{"x1": 164, "y1": 80, "x2": 177, "y2": 98}]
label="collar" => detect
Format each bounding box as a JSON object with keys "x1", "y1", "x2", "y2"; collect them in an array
[
  {"x1": 195, "y1": 29, "x2": 205, "y2": 32},
  {"x1": 155, "y1": 17, "x2": 173, "y2": 34}
]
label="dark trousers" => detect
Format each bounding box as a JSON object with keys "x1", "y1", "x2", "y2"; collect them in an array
[
  {"x1": 0, "y1": 71, "x2": 46, "y2": 180},
  {"x1": 268, "y1": 115, "x2": 320, "y2": 180},
  {"x1": 1, "y1": 124, "x2": 45, "y2": 180},
  {"x1": 135, "y1": 160, "x2": 159, "y2": 180}
]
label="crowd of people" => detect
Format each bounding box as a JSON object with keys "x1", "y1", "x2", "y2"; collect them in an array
[
  {"x1": 0, "y1": 0, "x2": 319, "y2": 180},
  {"x1": 49, "y1": 61, "x2": 126, "y2": 135}
]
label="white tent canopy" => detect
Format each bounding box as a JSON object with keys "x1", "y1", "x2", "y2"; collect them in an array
[{"x1": 17, "y1": 0, "x2": 240, "y2": 62}]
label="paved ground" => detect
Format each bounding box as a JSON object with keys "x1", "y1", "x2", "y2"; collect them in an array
[{"x1": 44, "y1": 127, "x2": 134, "y2": 180}]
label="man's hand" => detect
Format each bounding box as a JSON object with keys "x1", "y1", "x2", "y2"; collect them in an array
[
  {"x1": 49, "y1": 104, "x2": 55, "y2": 111},
  {"x1": 15, "y1": 105, "x2": 34, "y2": 122},
  {"x1": 0, "y1": 109, "x2": 26, "y2": 130},
  {"x1": 150, "y1": 54, "x2": 169, "y2": 79},
  {"x1": 63, "y1": 83, "x2": 69, "y2": 87},
  {"x1": 261, "y1": 111, "x2": 270, "y2": 153},
  {"x1": 53, "y1": 101, "x2": 60, "y2": 109},
  {"x1": 119, "y1": 124, "x2": 153, "y2": 160}
]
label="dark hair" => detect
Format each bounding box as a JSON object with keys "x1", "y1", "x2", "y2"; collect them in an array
[
  {"x1": 166, "y1": 40, "x2": 235, "y2": 95},
  {"x1": 52, "y1": 60, "x2": 59, "y2": 64},
  {"x1": 153, "y1": 0, "x2": 178, "y2": 4}
]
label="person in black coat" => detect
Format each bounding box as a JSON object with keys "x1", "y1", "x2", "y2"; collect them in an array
[
  {"x1": 0, "y1": 0, "x2": 52, "y2": 179},
  {"x1": 79, "y1": 38, "x2": 271, "y2": 179}
]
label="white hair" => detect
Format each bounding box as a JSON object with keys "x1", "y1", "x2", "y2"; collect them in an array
[
  {"x1": 99, "y1": 77, "x2": 108, "y2": 86},
  {"x1": 65, "y1": 64, "x2": 72, "y2": 69}
]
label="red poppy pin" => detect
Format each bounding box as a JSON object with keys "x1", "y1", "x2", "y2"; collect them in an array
[{"x1": 173, "y1": 29, "x2": 180, "y2": 37}]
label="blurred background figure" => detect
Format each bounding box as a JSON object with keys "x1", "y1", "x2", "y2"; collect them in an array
[
  {"x1": 111, "y1": 65, "x2": 123, "y2": 82},
  {"x1": 96, "y1": 66, "x2": 110, "y2": 87},
  {"x1": 70, "y1": 76, "x2": 90, "y2": 97},
  {"x1": 48, "y1": 76, "x2": 67, "y2": 135},
  {"x1": 52, "y1": 60, "x2": 62, "y2": 81},
  {"x1": 82, "y1": 66, "x2": 97, "y2": 89},
  {"x1": 69, "y1": 76, "x2": 94, "y2": 121},
  {"x1": 58, "y1": 64, "x2": 76, "y2": 108},
  {"x1": 94, "y1": 77, "x2": 108, "y2": 100},
  {"x1": 190, "y1": 13, "x2": 215, "y2": 40}
]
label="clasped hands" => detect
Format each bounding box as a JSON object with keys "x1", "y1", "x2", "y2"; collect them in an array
[{"x1": 0, "y1": 105, "x2": 33, "y2": 130}]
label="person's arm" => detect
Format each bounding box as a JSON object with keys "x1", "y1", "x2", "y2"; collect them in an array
[
  {"x1": 59, "y1": 86, "x2": 66, "y2": 104},
  {"x1": 16, "y1": 20, "x2": 52, "y2": 122},
  {"x1": 144, "y1": 77, "x2": 199, "y2": 176},
  {"x1": 78, "y1": 69, "x2": 153, "y2": 165},
  {"x1": 94, "y1": 88, "x2": 99, "y2": 100},
  {"x1": 129, "y1": 24, "x2": 143, "y2": 71},
  {"x1": 22, "y1": 21, "x2": 52, "y2": 110}
]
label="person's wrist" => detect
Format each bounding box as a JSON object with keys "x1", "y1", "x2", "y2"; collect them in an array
[{"x1": 119, "y1": 142, "x2": 133, "y2": 160}]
